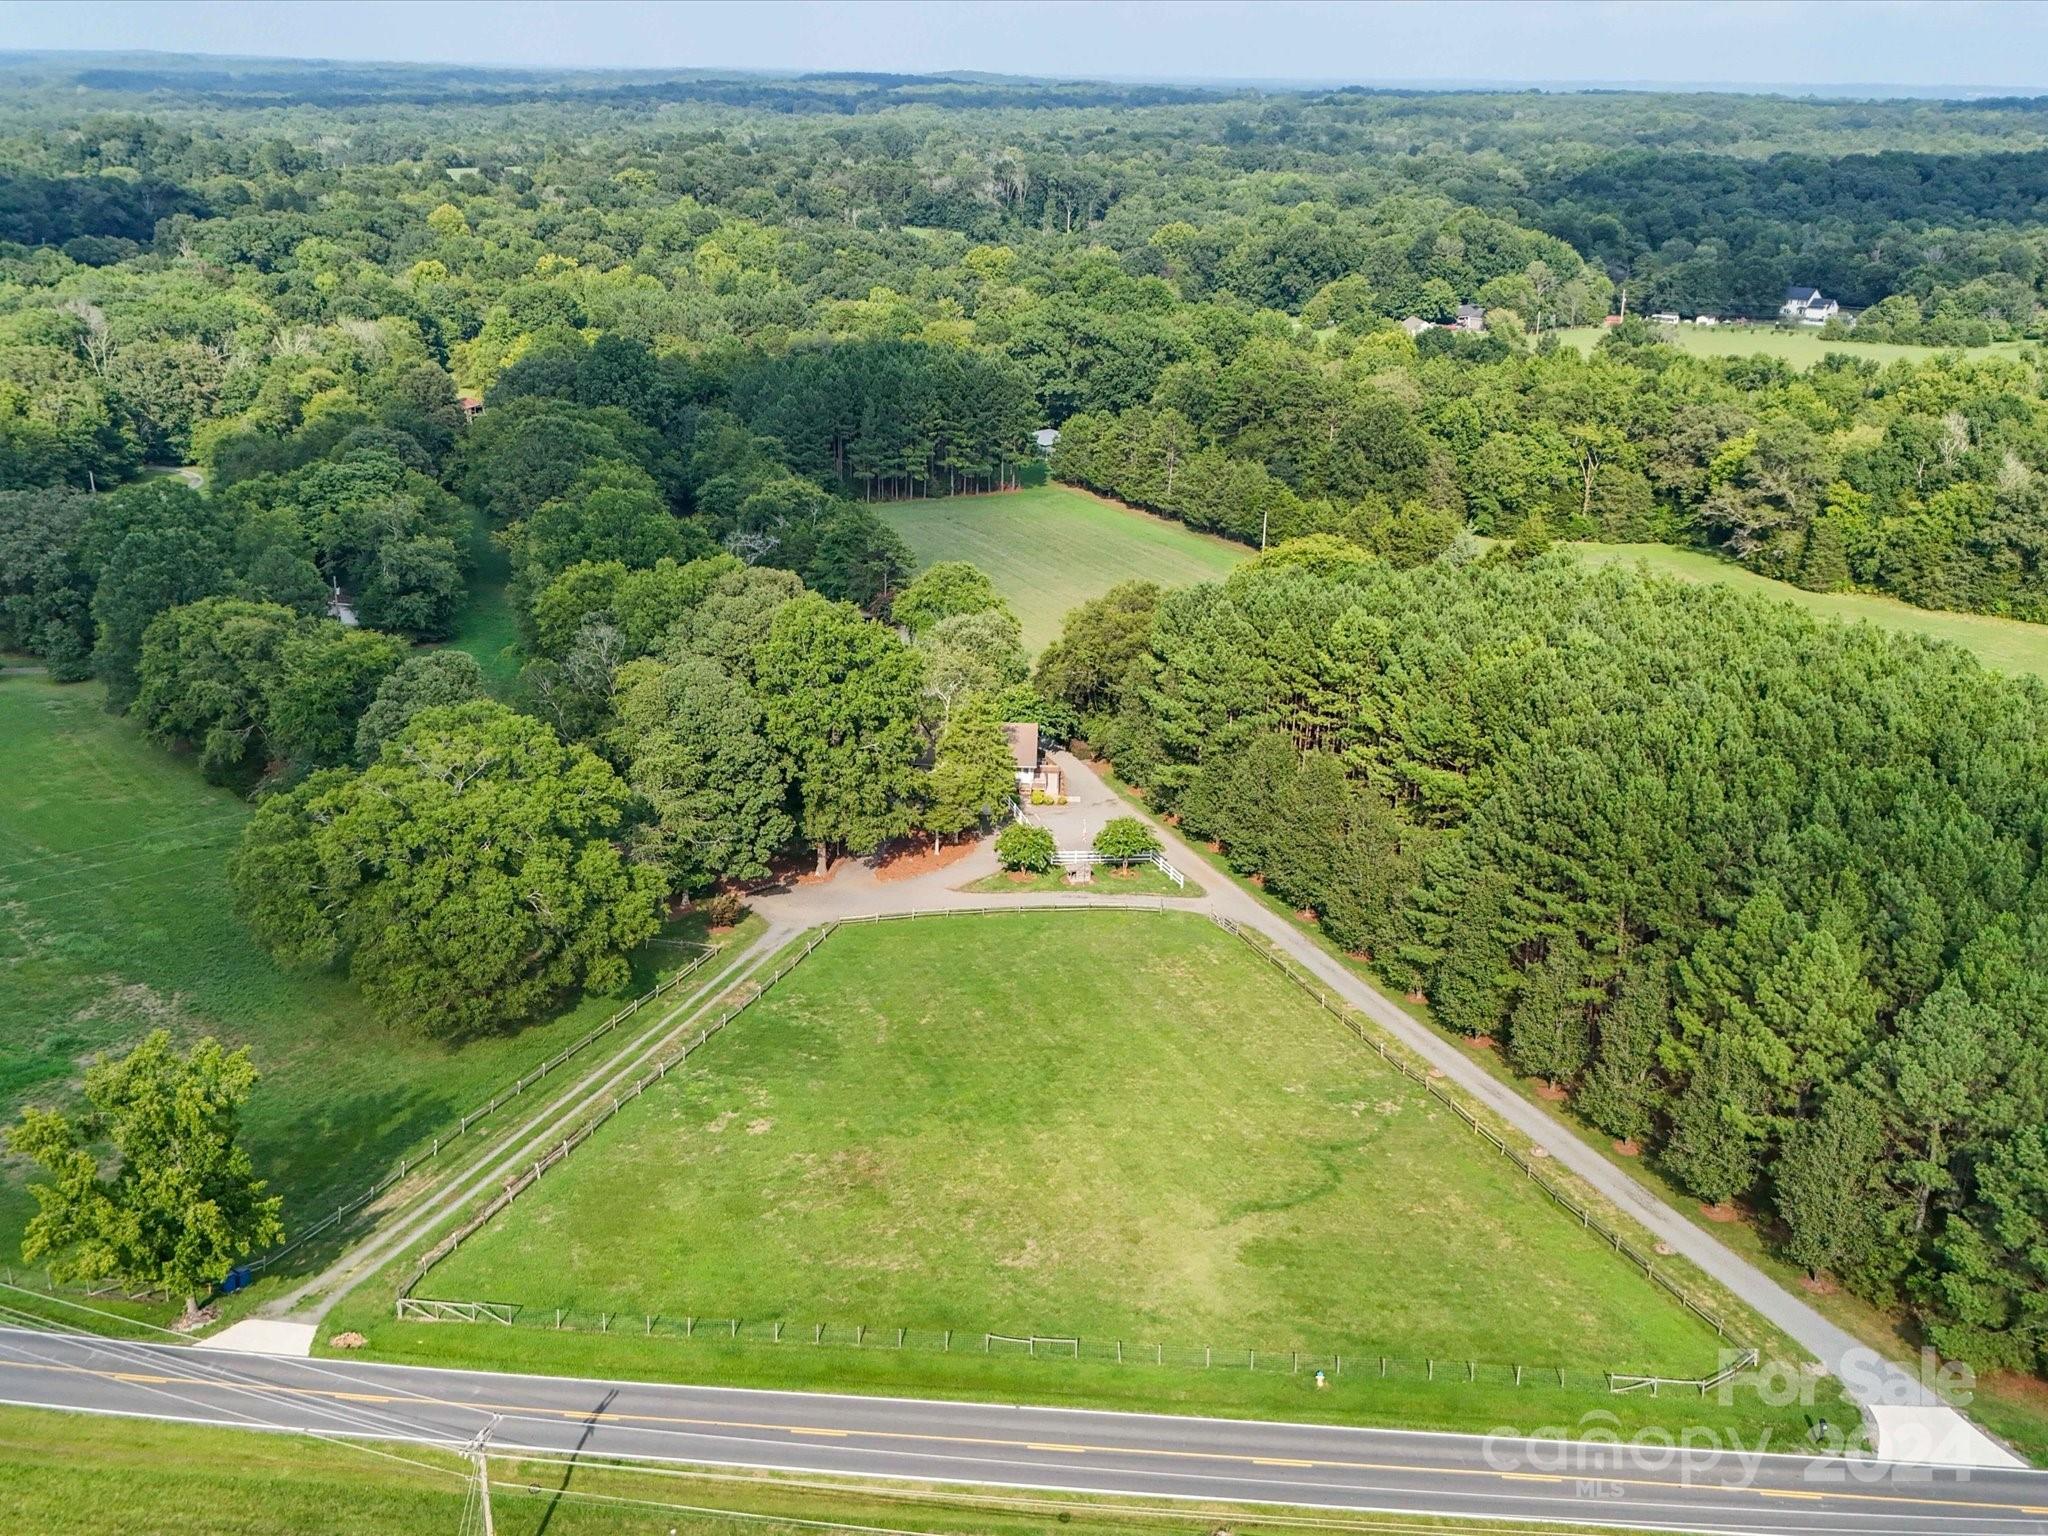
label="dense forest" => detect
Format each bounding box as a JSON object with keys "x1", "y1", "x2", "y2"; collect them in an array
[
  {"x1": 3, "y1": 55, "x2": 2048, "y2": 1379},
  {"x1": 4, "y1": 56, "x2": 2048, "y2": 618}
]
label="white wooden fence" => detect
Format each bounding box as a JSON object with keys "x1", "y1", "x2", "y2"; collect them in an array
[{"x1": 1055, "y1": 849, "x2": 1187, "y2": 888}]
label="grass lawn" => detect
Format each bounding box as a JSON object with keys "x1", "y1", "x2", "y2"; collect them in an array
[
  {"x1": 1551, "y1": 325, "x2": 2029, "y2": 369},
  {"x1": 0, "y1": 673, "x2": 739, "y2": 1265},
  {"x1": 442, "y1": 509, "x2": 521, "y2": 693},
  {"x1": 427, "y1": 911, "x2": 1722, "y2": 1379},
  {"x1": 960, "y1": 864, "x2": 1203, "y2": 897},
  {"x1": 879, "y1": 484, "x2": 1246, "y2": 650},
  {"x1": 0, "y1": 1405, "x2": 1654, "y2": 1536},
  {"x1": 1568, "y1": 542, "x2": 2048, "y2": 683}
]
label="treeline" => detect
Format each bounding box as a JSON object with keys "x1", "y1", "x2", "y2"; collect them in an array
[
  {"x1": 1056, "y1": 324, "x2": 2048, "y2": 624},
  {"x1": 725, "y1": 342, "x2": 1038, "y2": 498},
  {"x1": 1522, "y1": 149, "x2": 2048, "y2": 321},
  {"x1": 1038, "y1": 547, "x2": 2048, "y2": 1377}
]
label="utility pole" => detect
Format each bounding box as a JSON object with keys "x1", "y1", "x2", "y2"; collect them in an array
[{"x1": 464, "y1": 1418, "x2": 500, "y2": 1536}]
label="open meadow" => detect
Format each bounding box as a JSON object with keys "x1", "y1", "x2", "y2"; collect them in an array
[
  {"x1": 426, "y1": 911, "x2": 1724, "y2": 1380},
  {"x1": 0, "y1": 674, "x2": 729, "y2": 1261},
  {"x1": 880, "y1": 484, "x2": 1246, "y2": 649},
  {"x1": 1551, "y1": 324, "x2": 2030, "y2": 368},
  {"x1": 1567, "y1": 542, "x2": 2048, "y2": 683}
]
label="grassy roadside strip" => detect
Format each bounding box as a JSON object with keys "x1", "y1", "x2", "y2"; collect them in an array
[
  {"x1": 1109, "y1": 773, "x2": 2041, "y2": 1465},
  {"x1": 0, "y1": 1403, "x2": 1659, "y2": 1536}
]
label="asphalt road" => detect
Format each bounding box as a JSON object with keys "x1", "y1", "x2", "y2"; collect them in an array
[{"x1": 4, "y1": 1329, "x2": 2045, "y2": 1535}]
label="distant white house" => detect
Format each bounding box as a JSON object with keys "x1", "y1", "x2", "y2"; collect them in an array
[
  {"x1": 1033, "y1": 427, "x2": 1060, "y2": 454},
  {"x1": 1454, "y1": 303, "x2": 1486, "y2": 333},
  {"x1": 1693, "y1": 315, "x2": 1720, "y2": 326},
  {"x1": 1649, "y1": 311, "x2": 1682, "y2": 326},
  {"x1": 1782, "y1": 286, "x2": 1840, "y2": 325},
  {"x1": 1398, "y1": 315, "x2": 1431, "y2": 338},
  {"x1": 327, "y1": 582, "x2": 359, "y2": 628}
]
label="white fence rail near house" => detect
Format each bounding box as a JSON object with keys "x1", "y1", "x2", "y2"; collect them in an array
[{"x1": 1055, "y1": 850, "x2": 1187, "y2": 888}]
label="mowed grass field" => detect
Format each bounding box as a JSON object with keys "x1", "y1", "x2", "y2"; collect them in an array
[
  {"x1": 429, "y1": 911, "x2": 1721, "y2": 1377},
  {"x1": 0, "y1": 674, "x2": 723, "y2": 1258},
  {"x1": 1552, "y1": 324, "x2": 2029, "y2": 368},
  {"x1": 880, "y1": 484, "x2": 1246, "y2": 649},
  {"x1": 1568, "y1": 542, "x2": 2048, "y2": 682}
]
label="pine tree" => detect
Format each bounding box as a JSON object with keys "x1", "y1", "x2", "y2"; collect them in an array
[
  {"x1": 1265, "y1": 750, "x2": 1347, "y2": 910},
  {"x1": 1777, "y1": 1087, "x2": 1886, "y2": 1281},
  {"x1": 1796, "y1": 514, "x2": 1852, "y2": 593},
  {"x1": 1506, "y1": 935, "x2": 1592, "y2": 1086},
  {"x1": 1664, "y1": 1030, "x2": 1767, "y2": 1207},
  {"x1": 1577, "y1": 958, "x2": 1669, "y2": 1146},
  {"x1": 1430, "y1": 872, "x2": 1515, "y2": 1038}
]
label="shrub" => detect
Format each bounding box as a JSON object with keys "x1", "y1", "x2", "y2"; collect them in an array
[
  {"x1": 1094, "y1": 816, "x2": 1161, "y2": 867},
  {"x1": 706, "y1": 889, "x2": 748, "y2": 929},
  {"x1": 995, "y1": 822, "x2": 1057, "y2": 873}
]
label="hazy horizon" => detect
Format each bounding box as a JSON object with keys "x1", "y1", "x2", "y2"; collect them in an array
[{"x1": 2, "y1": 1, "x2": 2043, "y2": 96}]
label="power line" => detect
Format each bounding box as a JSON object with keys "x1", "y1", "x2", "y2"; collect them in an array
[{"x1": 0, "y1": 1313, "x2": 470, "y2": 1486}]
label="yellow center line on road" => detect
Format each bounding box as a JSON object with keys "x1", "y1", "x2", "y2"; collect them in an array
[{"x1": 0, "y1": 1356, "x2": 2035, "y2": 1519}]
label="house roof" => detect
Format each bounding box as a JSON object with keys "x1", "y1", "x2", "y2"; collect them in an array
[
  {"x1": 1033, "y1": 427, "x2": 1061, "y2": 448},
  {"x1": 1001, "y1": 721, "x2": 1039, "y2": 775},
  {"x1": 1398, "y1": 315, "x2": 1430, "y2": 335},
  {"x1": 1456, "y1": 303, "x2": 1485, "y2": 319},
  {"x1": 1785, "y1": 285, "x2": 1822, "y2": 303}
]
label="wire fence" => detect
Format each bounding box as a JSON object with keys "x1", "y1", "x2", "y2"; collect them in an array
[
  {"x1": 383, "y1": 1298, "x2": 1756, "y2": 1397},
  {"x1": 0, "y1": 1266, "x2": 166, "y2": 1304},
  {"x1": 241, "y1": 938, "x2": 730, "y2": 1278},
  {"x1": 1202, "y1": 912, "x2": 1753, "y2": 1361}
]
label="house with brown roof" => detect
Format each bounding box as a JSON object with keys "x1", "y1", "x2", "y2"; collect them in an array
[{"x1": 1002, "y1": 721, "x2": 1062, "y2": 799}]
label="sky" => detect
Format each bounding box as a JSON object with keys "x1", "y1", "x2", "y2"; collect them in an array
[{"x1": 2, "y1": 0, "x2": 2044, "y2": 94}]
